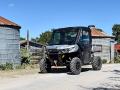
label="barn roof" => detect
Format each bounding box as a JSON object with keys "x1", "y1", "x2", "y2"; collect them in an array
[
  {"x1": 91, "y1": 28, "x2": 115, "y2": 38},
  {"x1": 115, "y1": 44, "x2": 120, "y2": 51},
  {"x1": 20, "y1": 40, "x2": 43, "y2": 48},
  {"x1": 0, "y1": 16, "x2": 21, "y2": 29}
]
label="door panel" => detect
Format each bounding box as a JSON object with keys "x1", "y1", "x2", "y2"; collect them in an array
[{"x1": 82, "y1": 30, "x2": 91, "y2": 64}]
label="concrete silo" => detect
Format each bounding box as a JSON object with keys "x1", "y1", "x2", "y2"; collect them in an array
[{"x1": 0, "y1": 16, "x2": 21, "y2": 65}]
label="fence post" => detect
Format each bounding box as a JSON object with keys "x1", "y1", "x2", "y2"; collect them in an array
[{"x1": 42, "y1": 45, "x2": 46, "y2": 59}]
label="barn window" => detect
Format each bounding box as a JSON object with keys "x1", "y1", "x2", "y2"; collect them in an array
[{"x1": 92, "y1": 44, "x2": 102, "y2": 52}]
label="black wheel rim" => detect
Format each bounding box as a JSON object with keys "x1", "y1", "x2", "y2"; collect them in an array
[{"x1": 76, "y1": 62, "x2": 80, "y2": 70}]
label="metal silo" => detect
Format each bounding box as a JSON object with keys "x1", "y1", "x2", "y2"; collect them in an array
[{"x1": 0, "y1": 16, "x2": 21, "y2": 65}]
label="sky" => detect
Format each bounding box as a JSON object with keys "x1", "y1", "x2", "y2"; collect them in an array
[{"x1": 0, "y1": 0, "x2": 120, "y2": 39}]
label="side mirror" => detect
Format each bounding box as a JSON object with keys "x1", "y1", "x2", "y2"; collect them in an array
[{"x1": 88, "y1": 25, "x2": 95, "y2": 28}]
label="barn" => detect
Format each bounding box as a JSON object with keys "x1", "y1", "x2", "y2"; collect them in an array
[
  {"x1": 0, "y1": 16, "x2": 21, "y2": 65},
  {"x1": 91, "y1": 28, "x2": 115, "y2": 62},
  {"x1": 20, "y1": 40, "x2": 43, "y2": 64}
]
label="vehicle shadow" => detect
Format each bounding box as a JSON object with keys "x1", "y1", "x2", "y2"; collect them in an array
[
  {"x1": 67, "y1": 67, "x2": 92, "y2": 75},
  {"x1": 39, "y1": 67, "x2": 92, "y2": 74},
  {"x1": 51, "y1": 68, "x2": 67, "y2": 73}
]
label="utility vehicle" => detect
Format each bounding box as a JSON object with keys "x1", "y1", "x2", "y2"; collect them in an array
[{"x1": 39, "y1": 26, "x2": 102, "y2": 75}]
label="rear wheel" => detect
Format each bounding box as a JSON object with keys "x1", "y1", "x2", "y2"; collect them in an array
[
  {"x1": 70, "y1": 57, "x2": 82, "y2": 75},
  {"x1": 92, "y1": 56, "x2": 102, "y2": 70},
  {"x1": 39, "y1": 59, "x2": 51, "y2": 73}
]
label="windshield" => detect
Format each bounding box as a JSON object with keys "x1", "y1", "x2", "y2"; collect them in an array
[{"x1": 49, "y1": 29, "x2": 78, "y2": 45}]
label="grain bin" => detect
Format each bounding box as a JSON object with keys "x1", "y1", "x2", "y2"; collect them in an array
[{"x1": 0, "y1": 16, "x2": 21, "y2": 65}]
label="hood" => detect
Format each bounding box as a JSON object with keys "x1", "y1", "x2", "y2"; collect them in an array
[{"x1": 46, "y1": 45, "x2": 76, "y2": 50}]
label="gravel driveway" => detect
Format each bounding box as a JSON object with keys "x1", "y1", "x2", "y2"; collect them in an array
[{"x1": 0, "y1": 64, "x2": 120, "y2": 90}]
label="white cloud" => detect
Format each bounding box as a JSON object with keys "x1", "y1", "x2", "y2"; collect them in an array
[{"x1": 8, "y1": 3, "x2": 15, "y2": 7}]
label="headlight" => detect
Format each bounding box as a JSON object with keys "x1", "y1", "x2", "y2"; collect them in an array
[
  {"x1": 61, "y1": 45, "x2": 79, "y2": 53},
  {"x1": 68, "y1": 45, "x2": 79, "y2": 53},
  {"x1": 61, "y1": 49, "x2": 69, "y2": 53}
]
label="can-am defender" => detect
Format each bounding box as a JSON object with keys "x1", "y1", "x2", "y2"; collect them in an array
[{"x1": 39, "y1": 26, "x2": 102, "y2": 75}]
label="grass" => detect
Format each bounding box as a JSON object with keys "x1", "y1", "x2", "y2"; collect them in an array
[{"x1": 0, "y1": 64, "x2": 39, "y2": 77}]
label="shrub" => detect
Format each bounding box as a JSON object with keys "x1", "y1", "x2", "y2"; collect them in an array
[
  {"x1": 15, "y1": 63, "x2": 38, "y2": 69},
  {"x1": 0, "y1": 63, "x2": 13, "y2": 70},
  {"x1": 114, "y1": 56, "x2": 120, "y2": 63},
  {"x1": 102, "y1": 59, "x2": 107, "y2": 64},
  {"x1": 21, "y1": 56, "x2": 30, "y2": 65},
  {"x1": 20, "y1": 48, "x2": 30, "y2": 65},
  {"x1": 15, "y1": 64, "x2": 26, "y2": 69}
]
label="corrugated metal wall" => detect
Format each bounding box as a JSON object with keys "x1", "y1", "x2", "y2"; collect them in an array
[
  {"x1": 0, "y1": 26, "x2": 20, "y2": 65},
  {"x1": 92, "y1": 38, "x2": 115, "y2": 62}
]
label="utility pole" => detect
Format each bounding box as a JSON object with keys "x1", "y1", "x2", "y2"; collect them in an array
[
  {"x1": 109, "y1": 40, "x2": 115, "y2": 63},
  {"x1": 27, "y1": 30, "x2": 30, "y2": 55},
  {"x1": 27, "y1": 30, "x2": 29, "y2": 51},
  {"x1": 110, "y1": 41, "x2": 112, "y2": 63}
]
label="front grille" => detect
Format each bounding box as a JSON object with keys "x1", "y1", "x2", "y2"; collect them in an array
[{"x1": 49, "y1": 54, "x2": 59, "y2": 60}]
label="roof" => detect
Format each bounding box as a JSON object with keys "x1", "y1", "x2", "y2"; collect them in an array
[
  {"x1": 20, "y1": 40, "x2": 42, "y2": 48},
  {"x1": 54, "y1": 26, "x2": 115, "y2": 38},
  {"x1": 91, "y1": 28, "x2": 115, "y2": 38},
  {"x1": 53, "y1": 26, "x2": 89, "y2": 31},
  {"x1": 91, "y1": 28, "x2": 106, "y2": 36},
  {"x1": 0, "y1": 16, "x2": 21, "y2": 29}
]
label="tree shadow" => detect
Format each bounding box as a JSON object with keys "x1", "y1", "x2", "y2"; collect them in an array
[
  {"x1": 103, "y1": 69, "x2": 120, "y2": 81},
  {"x1": 77, "y1": 68, "x2": 120, "y2": 90},
  {"x1": 103, "y1": 70, "x2": 120, "y2": 75},
  {"x1": 93, "y1": 87, "x2": 120, "y2": 90},
  {"x1": 78, "y1": 85, "x2": 120, "y2": 90},
  {"x1": 112, "y1": 70, "x2": 120, "y2": 75},
  {"x1": 109, "y1": 76, "x2": 120, "y2": 81}
]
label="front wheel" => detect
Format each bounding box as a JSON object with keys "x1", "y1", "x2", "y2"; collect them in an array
[
  {"x1": 39, "y1": 59, "x2": 51, "y2": 73},
  {"x1": 70, "y1": 57, "x2": 82, "y2": 75},
  {"x1": 92, "y1": 56, "x2": 102, "y2": 70}
]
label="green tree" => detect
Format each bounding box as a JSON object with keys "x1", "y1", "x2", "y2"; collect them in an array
[
  {"x1": 112, "y1": 24, "x2": 120, "y2": 43},
  {"x1": 37, "y1": 31, "x2": 52, "y2": 45},
  {"x1": 20, "y1": 37, "x2": 26, "y2": 41}
]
